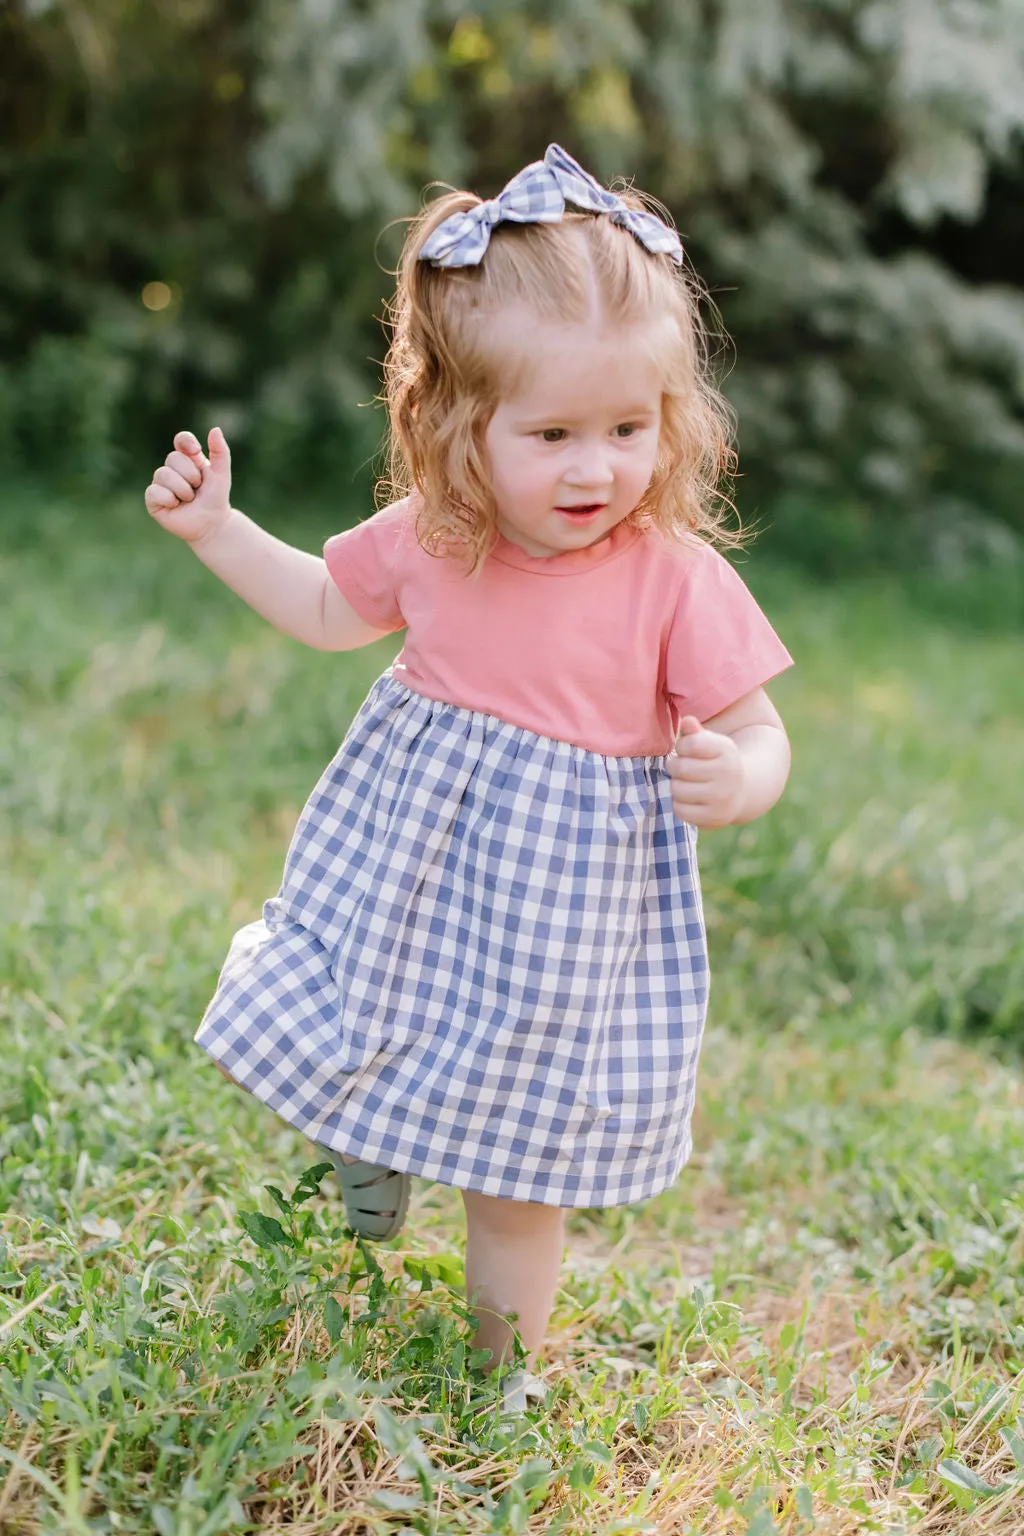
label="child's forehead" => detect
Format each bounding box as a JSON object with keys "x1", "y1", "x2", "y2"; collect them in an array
[{"x1": 490, "y1": 311, "x2": 667, "y2": 415}]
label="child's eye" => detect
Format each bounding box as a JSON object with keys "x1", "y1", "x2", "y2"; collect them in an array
[
  {"x1": 540, "y1": 428, "x2": 566, "y2": 443},
  {"x1": 614, "y1": 423, "x2": 637, "y2": 438}
]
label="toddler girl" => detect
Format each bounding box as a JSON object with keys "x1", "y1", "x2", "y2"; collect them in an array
[{"x1": 145, "y1": 145, "x2": 793, "y2": 1411}]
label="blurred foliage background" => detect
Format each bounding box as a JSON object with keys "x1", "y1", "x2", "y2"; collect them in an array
[{"x1": 4, "y1": 0, "x2": 1024, "y2": 579}]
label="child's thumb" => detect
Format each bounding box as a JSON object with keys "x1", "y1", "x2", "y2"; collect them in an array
[
  {"x1": 673, "y1": 715, "x2": 704, "y2": 755},
  {"x1": 207, "y1": 426, "x2": 231, "y2": 475}
]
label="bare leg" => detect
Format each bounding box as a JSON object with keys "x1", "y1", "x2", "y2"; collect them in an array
[{"x1": 462, "y1": 1189, "x2": 565, "y2": 1375}]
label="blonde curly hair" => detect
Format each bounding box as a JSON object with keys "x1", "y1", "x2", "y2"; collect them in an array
[{"x1": 381, "y1": 180, "x2": 740, "y2": 573}]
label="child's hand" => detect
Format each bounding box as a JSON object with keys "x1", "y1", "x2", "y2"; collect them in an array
[
  {"x1": 668, "y1": 715, "x2": 746, "y2": 829},
  {"x1": 144, "y1": 428, "x2": 232, "y2": 545}
]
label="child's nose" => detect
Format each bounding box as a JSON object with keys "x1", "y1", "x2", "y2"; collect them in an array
[{"x1": 564, "y1": 445, "x2": 614, "y2": 487}]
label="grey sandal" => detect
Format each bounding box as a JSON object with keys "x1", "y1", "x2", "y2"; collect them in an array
[{"x1": 318, "y1": 1148, "x2": 410, "y2": 1241}]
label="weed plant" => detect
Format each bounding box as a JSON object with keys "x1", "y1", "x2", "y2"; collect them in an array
[{"x1": 2, "y1": 497, "x2": 1024, "y2": 1532}]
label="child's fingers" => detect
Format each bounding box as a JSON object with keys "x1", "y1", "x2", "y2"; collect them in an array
[
  {"x1": 164, "y1": 448, "x2": 204, "y2": 487},
  {"x1": 674, "y1": 729, "x2": 722, "y2": 760},
  {"x1": 671, "y1": 775, "x2": 714, "y2": 803},
  {"x1": 669, "y1": 756, "x2": 718, "y2": 783},
  {"x1": 153, "y1": 465, "x2": 196, "y2": 502},
  {"x1": 173, "y1": 429, "x2": 209, "y2": 468},
  {"x1": 145, "y1": 483, "x2": 180, "y2": 513},
  {"x1": 671, "y1": 801, "x2": 711, "y2": 828}
]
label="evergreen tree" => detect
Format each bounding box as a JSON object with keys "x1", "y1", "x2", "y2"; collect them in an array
[{"x1": 3, "y1": 0, "x2": 1024, "y2": 565}]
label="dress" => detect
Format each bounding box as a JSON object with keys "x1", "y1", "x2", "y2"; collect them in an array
[{"x1": 195, "y1": 508, "x2": 793, "y2": 1208}]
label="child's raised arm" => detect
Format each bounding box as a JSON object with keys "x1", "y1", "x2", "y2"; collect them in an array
[{"x1": 144, "y1": 428, "x2": 390, "y2": 652}]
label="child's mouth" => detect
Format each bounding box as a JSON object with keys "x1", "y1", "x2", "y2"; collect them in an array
[{"x1": 556, "y1": 504, "x2": 605, "y2": 519}]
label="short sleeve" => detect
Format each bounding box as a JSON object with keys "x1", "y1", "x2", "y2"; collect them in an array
[
  {"x1": 323, "y1": 502, "x2": 409, "y2": 633},
  {"x1": 665, "y1": 544, "x2": 793, "y2": 721}
]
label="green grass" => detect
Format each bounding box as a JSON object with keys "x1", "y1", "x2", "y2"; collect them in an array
[{"x1": 2, "y1": 497, "x2": 1024, "y2": 1534}]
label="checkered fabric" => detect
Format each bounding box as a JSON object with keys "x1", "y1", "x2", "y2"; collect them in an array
[
  {"x1": 419, "y1": 142, "x2": 683, "y2": 269},
  {"x1": 195, "y1": 672, "x2": 709, "y2": 1208}
]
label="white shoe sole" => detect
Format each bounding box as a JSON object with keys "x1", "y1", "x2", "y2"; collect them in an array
[{"x1": 499, "y1": 1369, "x2": 548, "y2": 1416}]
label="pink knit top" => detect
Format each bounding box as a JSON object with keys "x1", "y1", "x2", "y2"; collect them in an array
[{"x1": 324, "y1": 501, "x2": 792, "y2": 757}]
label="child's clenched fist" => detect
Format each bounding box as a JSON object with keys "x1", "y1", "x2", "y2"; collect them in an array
[
  {"x1": 668, "y1": 715, "x2": 747, "y2": 829},
  {"x1": 144, "y1": 427, "x2": 232, "y2": 545}
]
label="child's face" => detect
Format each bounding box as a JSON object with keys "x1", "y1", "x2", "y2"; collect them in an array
[{"x1": 483, "y1": 316, "x2": 663, "y2": 559}]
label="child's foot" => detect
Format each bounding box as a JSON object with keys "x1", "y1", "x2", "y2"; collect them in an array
[{"x1": 316, "y1": 1148, "x2": 410, "y2": 1241}]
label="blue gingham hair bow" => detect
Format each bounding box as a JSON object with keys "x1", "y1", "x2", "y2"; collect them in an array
[{"x1": 419, "y1": 143, "x2": 683, "y2": 268}]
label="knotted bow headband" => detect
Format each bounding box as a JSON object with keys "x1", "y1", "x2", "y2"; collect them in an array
[{"x1": 418, "y1": 143, "x2": 683, "y2": 268}]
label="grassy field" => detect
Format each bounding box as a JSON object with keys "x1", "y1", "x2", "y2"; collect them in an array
[{"x1": 2, "y1": 497, "x2": 1024, "y2": 1534}]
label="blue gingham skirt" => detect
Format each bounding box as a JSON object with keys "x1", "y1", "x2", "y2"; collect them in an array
[{"x1": 195, "y1": 670, "x2": 710, "y2": 1207}]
